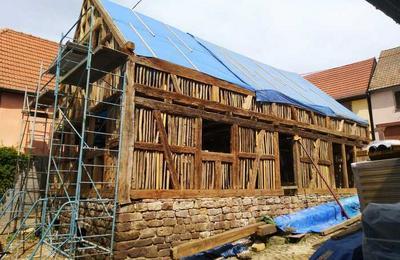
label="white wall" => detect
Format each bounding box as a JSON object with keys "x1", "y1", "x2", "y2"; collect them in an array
[{"x1": 370, "y1": 86, "x2": 400, "y2": 139}]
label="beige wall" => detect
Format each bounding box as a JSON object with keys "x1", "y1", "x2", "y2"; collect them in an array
[
  {"x1": 370, "y1": 86, "x2": 400, "y2": 140},
  {"x1": 0, "y1": 91, "x2": 51, "y2": 154},
  {"x1": 0, "y1": 91, "x2": 24, "y2": 147},
  {"x1": 351, "y1": 98, "x2": 370, "y2": 124}
]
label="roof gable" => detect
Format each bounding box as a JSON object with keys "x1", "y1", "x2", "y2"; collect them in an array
[
  {"x1": 98, "y1": 0, "x2": 367, "y2": 124},
  {"x1": 369, "y1": 46, "x2": 400, "y2": 91},
  {"x1": 304, "y1": 58, "x2": 376, "y2": 100},
  {"x1": 0, "y1": 29, "x2": 58, "y2": 93}
]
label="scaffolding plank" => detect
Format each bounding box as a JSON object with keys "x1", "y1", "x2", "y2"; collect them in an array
[
  {"x1": 60, "y1": 46, "x2": 128, "y2": 87},
  {"x1": 47, "y1": 41, "x2": 88, "y2": 75}
]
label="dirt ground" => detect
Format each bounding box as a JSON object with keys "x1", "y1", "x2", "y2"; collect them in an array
[{"x1": 251, "y1": 234, "x2": 330, "y2": 260}]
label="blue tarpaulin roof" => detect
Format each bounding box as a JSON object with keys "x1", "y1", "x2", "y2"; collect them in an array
[
  {"x1": 274, "y1": 196, "x2": 361, "y2": 234},
  {"x1": 99, "y1": 0, "x2": 368, "y2": 125}
]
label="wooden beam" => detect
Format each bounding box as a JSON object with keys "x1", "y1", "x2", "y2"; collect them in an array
[
  {"x1": 153, "y1": 110, "x2": 180, "y2": 189},
  {"x1": 319, "y1": 215, "x2": 361, "y2": 235},
  {"x1": 117, "y1": 59, "x2": 135, "y2": 204},
  {"x1": 256, "y1": 224, "x2": 277, "y2": 236},
  {"x1": 273, "y1": 131, "x2": 281, "y2": 190},
  {"x1": 328, "y1": 141, "x2": 336, "y2": 189},
  {"x1": 130, "y1": 189, "x2": 284, "y2": 199},
  {"x1": 133, "y1": 142, "x2": 196, "y2": 154},
  {"x1": 293, "y1": 138, "x2": 302, "y2": 189},
  {"x1": 341, "y1": 143, "x2": 349, "y2": 188},
  {"x1": 172, "y1": 222, "x2": 264, "y2": 259}
]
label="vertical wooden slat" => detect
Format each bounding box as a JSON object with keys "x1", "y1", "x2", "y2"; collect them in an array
[
  {"x1": 231, "y1": 124, "x2": 239, "y2": 189},
  {"x1": 215, "y1": 161, "x2": 222, "y2": 189},
  {"x1": 194, "y1": 117, "x2": 202, "y2": 189},
  {"x1": 154, "y1": 110, "x2": 180, "y2": 189},
  {"x1": 118, "y1": 59, "x2": 135, "y2": 204},
  {"x1": 273, "y1": 131, "x2": 281, "y2": 190},
  {"x1": 341, "y1": 143, "x2": 349, "y2": 188},
  {"x1": 249, "y1": 130, "x2": 265, "y2": 189},
  {"x1": 328, "y1": 141, "x2": 336, "y2": 189}
]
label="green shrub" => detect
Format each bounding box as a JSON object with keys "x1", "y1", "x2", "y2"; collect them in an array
[{"x1": 0, "y1": 147, "x2": 28, "y2": 195}]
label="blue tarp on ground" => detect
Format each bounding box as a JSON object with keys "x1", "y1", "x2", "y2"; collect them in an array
[
  {"x1": 98, "y1": 0, "x2": 368, "y2": 125},
  {"x1": 274, "y1": 196, "x2": 360, "y2": 234}
]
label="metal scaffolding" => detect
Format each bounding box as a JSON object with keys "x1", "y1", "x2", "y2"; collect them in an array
[{"x1": 2, "y1": 5, "x2": 127, "y2": 259}]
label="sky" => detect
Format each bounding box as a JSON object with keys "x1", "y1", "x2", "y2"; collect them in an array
[{"x1": 1, "y1": 0, "x2": 400, "y2": 74}]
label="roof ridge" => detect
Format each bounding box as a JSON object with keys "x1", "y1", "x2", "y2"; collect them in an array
[
  {"x1": 304, "y1": 57, "x2": 376, "y2": 77},
  {"x1": 0, "y1": 27, "x2": 57, "y2": 45}
]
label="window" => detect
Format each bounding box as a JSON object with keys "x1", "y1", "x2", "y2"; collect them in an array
[
  {"x1": 395, "y1": 91, "x2": 400, "y2": 110},
  {"x1": 202, "y1": 119, "x2": 231, "y2": 153}
]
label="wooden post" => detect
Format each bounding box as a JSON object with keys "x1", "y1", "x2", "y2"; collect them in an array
[
  {"x1": 118, "y1": 59, "x2": 135, "y2": 204},
  {"x1": 231, "y1": 124, "x2": 239, "y2": 189},
  {"x1": 341, "y1": 143, "x2": 349, "y2": 188},
  {"x1": 194, "y1": 117, "x2": 202, "y2": 189},
  {"x1": 292, "y1": 138, "x2": 302, "y2": 189},
  {"x1": 215, "y1": 160, "x2": 222, "y2": 189},
  {"x1": 328, "y1": 141, "x2": 336, "y2": 189},
  {"x1": 273, "y1": 132, "x2": 281, "y2": 190}
]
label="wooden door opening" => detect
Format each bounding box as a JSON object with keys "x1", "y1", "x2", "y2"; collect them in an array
[
  {"x1": 333, "y1": 143, "x2": 344, "y2": 188},
  {"x1": 279, "y1": 133, "x2": 295, "y2": 186}
]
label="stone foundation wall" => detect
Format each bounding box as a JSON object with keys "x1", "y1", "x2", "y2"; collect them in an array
[{"x1": 112, "y1": 194, "x2": 349, "y2": 259}]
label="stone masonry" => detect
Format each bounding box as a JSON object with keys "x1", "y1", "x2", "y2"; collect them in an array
[{"x1": 112, "y1": 194, "x2": 350, "y2": 259}]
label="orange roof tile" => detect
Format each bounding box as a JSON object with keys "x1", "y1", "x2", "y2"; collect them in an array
[
  {"x1": 304, "y1": 58, "x2": 376, "y2": 100},
  {"x1": 0, "y1": 28, "x2": 58, "y2": 93}
]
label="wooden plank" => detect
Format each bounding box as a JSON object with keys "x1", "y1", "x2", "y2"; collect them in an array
[
  {"x1": 331, "y1": 223, "x2": 361, "y2": 240},
  {"x1": 172, "y1": 223, "x2": 264, "y2": 259},
  {"x1": 117, "y1": 59, "x2": 135, "y2": 204},
  {"x1": 256, "y1": 224, "x2": 277, "y2": 236},
  {"x1": 319, "y1": 215, "x2": 361, "y2": 235},
  {"x1": 211, "y1": 85, "x2": 220, "y2": 102},
  {"x1": 153, "y1": 110, "x2": 180, "y2": 189},
  {"x1": 201, "y1": 152, "x2": 234, "y2": 162},
  {"x1": 341, "y1": 143, "x2": 349, "y2": 188}
]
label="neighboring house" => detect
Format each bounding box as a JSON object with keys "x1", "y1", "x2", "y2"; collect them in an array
[
  {"x1": 0, "y1": 29, "x2": 58, "y2": 149},
  {"x1": 304, "y1": 58, "x2": 376, "y2": 138},
  {"x1": 369, "y1": 46, "x2": 400, "y2": 140}
]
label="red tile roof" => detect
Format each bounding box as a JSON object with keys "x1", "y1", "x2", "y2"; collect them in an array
[
  {"x1": 0, "y1": 28, "x2": 58, "y2": 93},
  {"x1": 304, "y1": 58, "x2": 376, "y2": 100}
]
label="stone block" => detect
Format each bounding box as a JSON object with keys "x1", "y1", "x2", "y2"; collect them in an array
[
  {"x1": 200, "y1": 231, "x2": 210, "y2": 238},
  {"x1": 251, "y1": 242, "x2": 265, "y2": 252},
  {"x1": 157, "y1": 227, "x2": 174, "y2": 237},
  {"x1": 152, "y1": 236, "x2": 165, "y2": 244},
  {"x1": 243, "y1": 198, "x2": 252, "y2": 206},
  {"x1": 176, "y1": 210, "x2": 189, "y2": 218},
  {"x1": 140, "y1": 228, "x2": 156, "y2": 239},
  {"x1": 163, "y1": 218, "x2": 177, "y2": 226},
  {"x1": 147, "y1": 201, "x2": 162, "y2": 211},
  {"x1": 191, "y1": 214, "x2": 208, "y2": 223},
  {"x1": 173, "y1": 201, "x2": 194, "y2": 210},
  {"x1": 115, "y1": 230, "x2": 140, "y2": 242},
  {"x1": 148, "y1": 219, "x2": 163, "y2": 227},
  {"x1": 157, "y1": 210, "x2": 175, "y2": 219},
  {"x1": 173, "y1": 224, "x2": 186, "y2": 234},
  {"x1": 158, "y1": 248, "x2": 171, "y2": 257},
  {"x1": 128, "y1": 245, "x2": 158, "y2": 258},
  {"x1": 207, "y1": 208, "x2": 222, "y2": 216},
  {"x1": 117, "y1": 212, "x2": 142, "y2": 223},
  {"x1": 142, "y1": 211, "x2": 157, "y2": 220},
  {"x1": 222, "y1": 206, "x2": 231, "y2": 213}
]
